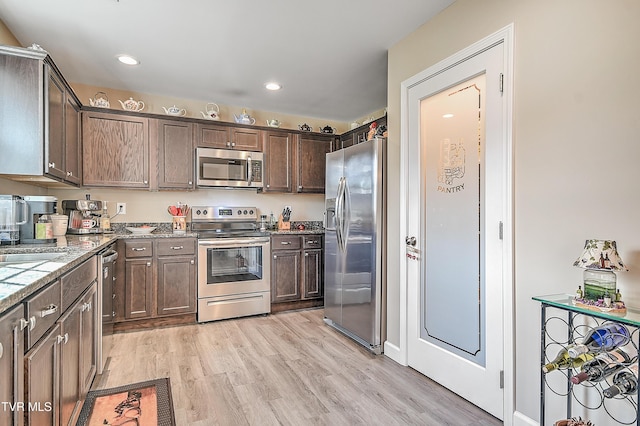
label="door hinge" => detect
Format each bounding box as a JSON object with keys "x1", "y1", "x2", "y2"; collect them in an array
[
  {"x1": 499, "y1": 370, "x2": 504, "y2": 389},
  {"x1": 499, "y1": 221, "x2": 503, "y2": 240},
  {"x1": 499, "y1": 73, "x2": 504, "y2": 93}
]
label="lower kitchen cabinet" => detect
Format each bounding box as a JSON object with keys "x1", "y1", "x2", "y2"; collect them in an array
[
  {"x1": 0, "y1": 304, "x2": 25, "y2": 426},
  {"x1": 116, "y1": 237, "x2": 197, "y2": 325},
  {"x1": 271, "y1": 234, "x2": 323, "y2": 307},
  {"x1": 25, "y1": 284, "x2": 97, "y2": 426}
]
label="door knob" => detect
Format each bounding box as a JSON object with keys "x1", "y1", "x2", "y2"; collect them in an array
[{"x1": 405, "y1": 236, "x2": 416, "y2": 246}]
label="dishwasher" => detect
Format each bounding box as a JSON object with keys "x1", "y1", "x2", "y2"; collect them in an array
[{"x1": 97, "y1": 243, "x2": 118, "y2": 374}]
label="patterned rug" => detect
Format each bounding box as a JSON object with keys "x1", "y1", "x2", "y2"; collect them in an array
[{"x1": 76, "y1": 378, "x2": 176, "y2": 426}]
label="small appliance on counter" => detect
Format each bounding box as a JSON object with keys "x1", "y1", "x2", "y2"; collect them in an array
[
  {"x1": 0, "y1": 194, "x2": 27, "y2": 245},
  {"x1": 62, "y1": 197, "x2": 105, "y2": 234},
  {"x1": 19, "y1": 195, "x2": 58, "y2": 244}
]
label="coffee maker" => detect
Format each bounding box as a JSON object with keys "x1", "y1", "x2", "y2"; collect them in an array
[
  {"x1": 0, "y1": 195, "x2": 27, "y2": 245},
  {"x1": 62, "y1": 198, "x2": 104, "y2": 234},
  {"x1": 19, "y1": 195, "x2": 58, "y2": 244}
]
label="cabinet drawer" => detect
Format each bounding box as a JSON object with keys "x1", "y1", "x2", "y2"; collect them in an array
[
  {"x1": 62, "y1": 256, "x2": 97, "y2": 311},
  {"x1": 156, "y1": 238, "x2": 196, "y2": 256},
  {"x1": 303, "y1": 235, "x2": 323, "y2": 249},
  {"x1": 271, "y1": 235, "x2": 301, "y2": 250},
  {"x1": 25, "y1": 280, "x2": 62, "y2": 349},
  {"x1": 124, "y1": 240, "x2": 154, "y2": 258}
]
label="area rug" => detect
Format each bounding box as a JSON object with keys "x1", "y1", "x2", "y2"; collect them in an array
[{"x1": 76, "y1": 378, "x2": 176, "y2": 426}]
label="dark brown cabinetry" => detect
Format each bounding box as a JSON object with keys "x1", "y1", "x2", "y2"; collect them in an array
[
  {"x1": 263, "y1": 131, "x2": 332, "y2": 193},
  {"x1": 0, "y1": 304, "x2": 25, "y2": 426},
  {"x1": 23, "y1": 257, "x2": 98, "y2": 426},
  {"x1": 82, "y1": 111, "x2": 150, "y2": 188},
  {"x1": 271, "y1": 234, "x2": 324, "y2": 309},
  {"x1": 296, "y1": 134, "x2": 332, "y2": 193},
  {"x1": 116, "y1": 238, "x2": 197, "y2": 326},
  {"x1": 195, "y1": 122, "x2": 262, "y2": 151},
  {"x1": 155, "y1": 119, "x2": 195, "y2": 190},
  {"x1": 0, "y1": 45, "x2": 82, "y2": 186},
  {"x1": 338, "y1": 116, "x2": 386, "y2": 151}
]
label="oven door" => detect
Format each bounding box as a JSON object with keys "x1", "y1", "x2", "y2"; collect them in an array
[{"x1": 197, "y1": 236, "x2": 270, "y2": 298}]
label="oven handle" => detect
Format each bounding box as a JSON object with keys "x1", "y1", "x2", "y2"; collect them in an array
[{"x1": 198, "y1": 237, "x2": 270, "y2": 247}]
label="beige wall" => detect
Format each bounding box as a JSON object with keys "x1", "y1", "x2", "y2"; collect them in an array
[{"x1": 387, "y1": 0, "x2": 640, "y2": 421}]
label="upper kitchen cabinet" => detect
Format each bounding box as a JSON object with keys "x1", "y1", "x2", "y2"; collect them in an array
[
  {"x1": 154, "y1": 119, "x2": 195, "y2": 190},
  {"x1": 0, "y1": 45, "x2": 82, "y2": 186},
  {"x1": 196, "y1": 122, "x2": 262, "y2": 151},
  {"x1": 338, "y1": 116, "x2": 386, "y2": 151},
  {"x1": 296, "y1": 134, "x2": 332, "y2": 193},
  {"x1": 82, "y1": 110, "x2": 150, "y2": 188},
  {"x1": 262, "y1": 130, "x2": 293, "y2": 192}
]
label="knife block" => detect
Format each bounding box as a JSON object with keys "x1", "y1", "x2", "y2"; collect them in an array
[{"x1": 277, "y1": 215, "x2": 290, "y2": 230}]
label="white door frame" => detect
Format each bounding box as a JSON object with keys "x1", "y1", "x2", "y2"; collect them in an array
[{"x1": 394, "y1": 24, "x2": 514, "y2": 423}]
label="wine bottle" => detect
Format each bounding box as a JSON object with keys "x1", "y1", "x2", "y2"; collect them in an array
[
  {"x1": 567, "y1": 323, "x2": 630, "y2": 358},
  {"x1": 603, "y1": 364, "x2": 638, "y2": 398},
  {"x1": 542, "y1": 347, "x2": 594, "y2": 373},
  {"x1": 570, "y1": 347, "x2": 631, "y2": 384}
]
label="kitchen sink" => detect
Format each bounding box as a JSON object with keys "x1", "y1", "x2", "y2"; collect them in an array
[{"x1": 0, "y1": 252, "x2": 64, "y2": 265}]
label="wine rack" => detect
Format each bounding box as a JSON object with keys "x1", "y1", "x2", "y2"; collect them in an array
[{"x1": 534, "y1": 294, "x2": 640, "y2": 425}]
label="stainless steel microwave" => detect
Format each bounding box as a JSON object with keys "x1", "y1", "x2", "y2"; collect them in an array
[{"x1": 196, "y1": 147, "x2": 264, "y2": 189}]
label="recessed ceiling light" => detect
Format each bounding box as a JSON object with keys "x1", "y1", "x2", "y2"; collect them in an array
[
  {"x1": 442, "y1": 113, "x2": 454, "y2": 118},
  {"x1": 265, "y1": 82, "x2": 282, "y2": 91},
  {"x1": 117, "y1": 54, "x2": 139, "y2": 65}
]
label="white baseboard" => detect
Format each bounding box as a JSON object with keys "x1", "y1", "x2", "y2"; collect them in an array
[
  {"x1": 513, "y1": 411, "x2": 538, "y2": 426},
  {"x1": 383, "y1": 340, "x2": 407, "y2": 366}
]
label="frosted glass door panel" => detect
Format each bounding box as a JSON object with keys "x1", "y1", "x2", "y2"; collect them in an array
[{"x1": 421, "y1": 74, "x2": 486, "y2": 365}]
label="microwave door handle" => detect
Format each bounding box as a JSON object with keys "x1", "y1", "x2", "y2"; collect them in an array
[{"x1": 247, "y1": 156, "x2": 253, "y2": 185}]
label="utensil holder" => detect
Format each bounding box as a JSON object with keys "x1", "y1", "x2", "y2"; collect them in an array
[
  {"x1": 172, "y1": 216, "x2": 186, "y2": 234},
  {"x1": 277, "y1": 215, "x2": 290, "y2": 231}
]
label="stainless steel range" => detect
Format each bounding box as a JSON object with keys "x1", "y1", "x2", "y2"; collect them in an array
[{"x1": 192, "y1": 206, "x2": 271, "y2": 322}]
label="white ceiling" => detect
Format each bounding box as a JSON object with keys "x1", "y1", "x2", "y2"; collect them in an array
[{"x1": 0, "y1": 0, "x2": 454, "y2": 122}]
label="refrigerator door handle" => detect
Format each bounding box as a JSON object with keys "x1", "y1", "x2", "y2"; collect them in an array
[
  {"x1": 335, "y1": 177, "x2": 345, "y2": 252},
  {"x1": 342, "y1": 177, "x2": 350, "y2": 246}
]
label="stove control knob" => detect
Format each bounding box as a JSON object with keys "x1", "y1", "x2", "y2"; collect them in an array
[
  {"x1": 203, "y1": 210, "x2": 208, "y2": 215},
  {"x1": 237, "y1": 210, "x2": 242, "y2": 215},
  {"x1": 195, "y1": 209, "x2": 201, "y2": 216},
  {"x1": 243, "y1": 209, "x2": 248, "y2": 215},
  {"x1": 249, "y1": 209, "x2": 254, "y2": 215}
]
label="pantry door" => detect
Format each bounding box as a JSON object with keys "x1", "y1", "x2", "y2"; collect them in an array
[{"x1": 402, "y1": 28, "x2": 513, "y2": 420}]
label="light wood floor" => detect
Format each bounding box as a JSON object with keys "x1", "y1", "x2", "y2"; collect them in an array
[{"x1": 95, "y1": 308, "x2": 503, "y2": 425}]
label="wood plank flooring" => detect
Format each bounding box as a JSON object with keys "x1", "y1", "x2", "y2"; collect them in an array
[{"x1": 94, "y1": 308, "x2": 503, "y2": 425}]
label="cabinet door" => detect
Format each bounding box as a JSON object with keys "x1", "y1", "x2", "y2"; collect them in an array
[
  {"x1": 271, "y1": 250, "x2": 301, "y2": 302},
  {"x1": 297, "y1": 134, "x2": 332, "y2": 193},
  {"x1": 64, "y1": 95, "x2": 81, "y2": 185},
  {"x1": 195, "y1": 122, "x2": 230, "y2": 148},
  {"x1": 24, "y1": 323, "x2": 59, "y2": 426},
  {"x1": 82, "y1": 112, "x2": 149, "y2": 188},
  {"x1": 0, "y1": 304, "x2": 25, "y2": 426},
  {"x1": 157, "y1": 119, "x2": 195, "y2": 189},
  {"x1": 124, "y1": 258, "x2": 154, "y2": 319},
  {"x1": 79, "y1": 284, "x2": 97, "y2": 394},
  {"x1": 157, "y1": 255, "x2": 196, "y2": 316},
  {"x1": 59, "y1": 300, "x2": 81, "y2": 426},
  {"x1": 302, "y1": 249, "x2": 323, "y2": 299},
  {"x1": 263, "y1": 130, "x2": 293, "y2": 192},
  {"x1": 231, "y1": 127, "x2": 262, "y2": 151},
  {"x1": 46, "y1": 69, "x2": 66, "y2": 180}
]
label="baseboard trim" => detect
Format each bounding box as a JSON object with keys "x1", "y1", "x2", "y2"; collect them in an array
[
  {"x1": 383, "y1": 340, "x2": 407, "y2": 366},
  {"x1": 513, "y1": 410, "x2": 538, "y2": 426}
]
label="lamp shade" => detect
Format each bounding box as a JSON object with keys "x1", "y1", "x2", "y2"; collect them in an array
[{"x1": 573, "y1": 239, "x2": 628, "y2": 271}]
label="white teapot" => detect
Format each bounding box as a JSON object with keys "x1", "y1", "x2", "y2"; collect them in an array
[
  {"x1": 266, "y1": 119, "x2": 280, "y2": 127},
  {"x1": 89, "y1": 92, "x2": 110, "y2": 108},
  {"x1": 200, "y1": 103, "x2": 220, "y2": 120},
  {"x1": 162, "y1": 105, "x2": 187, "y2": 116},
  {"x1": 119, "y1": 97, "x2": 145, "y2": 112},
  {"x1": 234, "y1": 109, "x2": 256, "y2": 125}
]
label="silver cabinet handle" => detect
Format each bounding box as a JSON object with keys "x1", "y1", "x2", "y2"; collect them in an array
[
  {"x1": 146, "y1": 262, "x2": 151, "y2": 267},
  {"x1": 273, "y1": 255, "x2": 277, "y2": 259},
  {"x1": 305, "y1": 253, "x2": 309, "y2": 257},
  {"x1": 28, "y1": 316, "x2": 36, "y2": 331},
  {"x1": 41, "y1": 304, "x2": 58, "y2": 317},
  {"x1": 190, "y1": 259, "x2": 195, "y2": 265},
  {"x1": 188, "y1": 181, "x2": 193, "y2": 185},
  {"x1": 57, "y1": 333, "x2": 69, "y2": 344},
  {"x1": 298, "y1": 186, "x2": 303, "y2": 190},
  {"x1": 280, "y1": 241, "x2": 291, "y2": 245},
  {"x1": 307, "y1": 240, "x2": 318, "y2": 244},
  {"x1": 0, "y1": 342, "x2": 3, "y2": 359},
  {"x1": 231, "y1": 142, "x2": 236, "y2": 147},
  {"x1": 131, "y1": 247, "x2": 147, "y2": 251},
  {"x1": 170, "y1": 246, "x2": 184, "y2": 250},
  {"x1": 66, "y1": 171, "x2": 73, "y2": 177},
  {"x1": 19, "y1": 318, "x2": 29, "y2": 331},
  {"x1": 266, "y1": 184, "x2": 270, "y2": 188},
  {"x1": 48, "y1": 162, "x2": 55, "y2": 168},
  {"x1": 81, "y1": 302, "x2": 92, "y2": 312},
  {"x1": 226, "y1": 142, "x2": 231, "y2": 147}
]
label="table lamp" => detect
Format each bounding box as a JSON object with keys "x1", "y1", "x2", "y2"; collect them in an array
[{"x1": 573, "y1": 239, "x2": 627, "y2": 300}]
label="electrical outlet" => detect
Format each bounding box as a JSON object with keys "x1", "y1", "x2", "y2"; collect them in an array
[{"x1": 116, "y1": 203, "x2": 126, "y2": 214}]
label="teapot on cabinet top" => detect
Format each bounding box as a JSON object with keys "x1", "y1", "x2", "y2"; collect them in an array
[
  {"x1": 119, "y1": 97, "x2": 145, "y2": 112},
  {"x1": 234, "y1": 109, "x2": 256, "y2": 125},
  {"x1": 162, "y1": 105, "x2": 187, "y2": 116},
  {"x1": 89, "y1": 92, "x2": 110, "y2": 108},
  {"x1": 200, "y1": 103, "x2": 220, "y2": 120},
  {"x1": 266, "y1": 119, "x2": 280, "y2": 128}
]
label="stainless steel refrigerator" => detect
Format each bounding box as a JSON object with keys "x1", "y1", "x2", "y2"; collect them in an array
[{"x1": 324, "y1": 137, "x2": 386, "y2": 354}]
